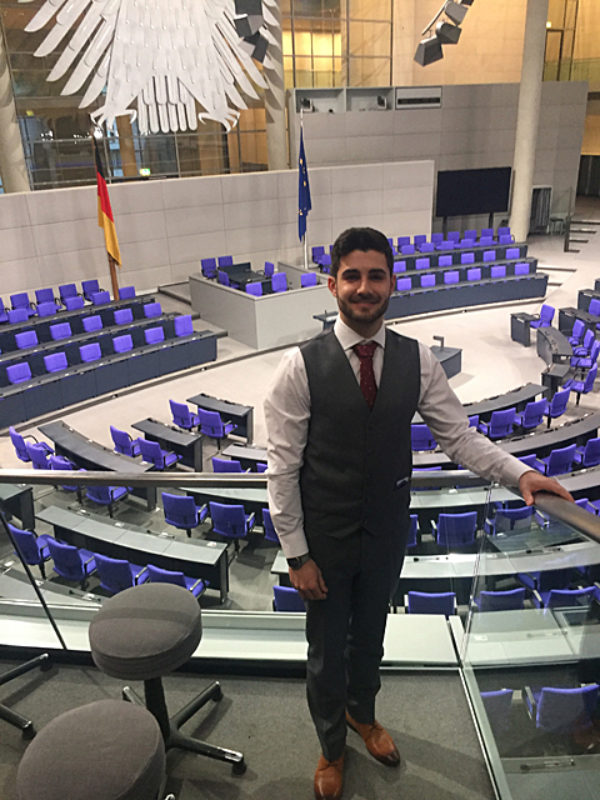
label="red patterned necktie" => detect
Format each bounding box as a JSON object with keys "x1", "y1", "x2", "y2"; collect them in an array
[{"x1": 353, "y1": 342, "x2": 378, "y2": 409}]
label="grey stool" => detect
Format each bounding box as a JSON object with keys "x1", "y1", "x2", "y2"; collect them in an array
[
  {"x1": 16, "y1": 699, "x2": 166, "y2": 800},
  {"x1": 89, "y1": 582, "x2": 245, "y2": 774}
]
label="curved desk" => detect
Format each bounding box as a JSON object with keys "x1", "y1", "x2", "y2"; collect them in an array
[
  {"x1": 413, "y1": 382, "x2": 548, "y2": 425},
  {"x1": 38, "y1": 421, "x2": 156, "y2": 509},
  {"x1": 536, "y1": 326, "x2": 572, "y2": 366},
  {"x1": 413, "y1": 412, "x2": 600, "y2": 468},
  {"x1": 36, "y1": 505, "x2": 229, "y2": 602}
]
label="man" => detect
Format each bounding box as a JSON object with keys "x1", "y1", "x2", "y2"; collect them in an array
[{"x1": 264, "y1": 227, "x2": 572, "y2": 800}]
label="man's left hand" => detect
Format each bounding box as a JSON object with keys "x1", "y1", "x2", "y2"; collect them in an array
[{"x1": 518, "y1": 469, "x2": 574, "y2": 506}]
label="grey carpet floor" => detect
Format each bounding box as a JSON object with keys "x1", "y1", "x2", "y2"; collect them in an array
[{"x1": 0, "y1": 660, "x2": 495, "y2": 800}]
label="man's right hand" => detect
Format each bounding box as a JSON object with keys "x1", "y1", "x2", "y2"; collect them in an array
[{"x1": 289, "y1": 559, "x2": 328, "y2": 601}]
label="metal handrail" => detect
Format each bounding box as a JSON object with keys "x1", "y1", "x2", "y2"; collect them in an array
[
  {"x1": 0, "y1": 468, "x2": 487, "y2": 489},
  {"x1": 2, "y1": 469, "x2": 599, "y2": 544}
]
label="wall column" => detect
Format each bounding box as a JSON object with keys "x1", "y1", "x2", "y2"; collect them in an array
[
  {"x1": 264, "y1": 1, "x2": 288, "y2": 170},
  {"x1": 509, "y1": 0, "x2": 549, "y2": 242},
  {"x1": 0, "y1": 28, "x2": 29, "y2": 192}
]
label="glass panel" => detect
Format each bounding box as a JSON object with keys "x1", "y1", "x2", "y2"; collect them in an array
[
  {"x1": 0, "y1": 468, "x2": 494, "y2": 652},
  {"x1": 463, "y1": 486, "x2": 600, "y2": 799},
  {"x1": 348, "y1": 20, "x2": 390, "y2": 58},
  {"x1": 348, "y1": 56, "x2": 391, "y2": 87}
]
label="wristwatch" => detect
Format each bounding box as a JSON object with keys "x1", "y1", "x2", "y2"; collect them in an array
[{"x1": 286, "y1": 553, "x2": 311, "y2": 570}]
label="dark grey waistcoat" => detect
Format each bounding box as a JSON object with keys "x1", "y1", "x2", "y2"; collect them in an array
[{"x1": 299, "y1": 327, "x2": 420, "y2": 544}]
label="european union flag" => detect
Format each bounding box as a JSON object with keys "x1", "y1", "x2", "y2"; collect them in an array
[{"x1": 298, "y1": 127, "x2": 311, "y2": 241}]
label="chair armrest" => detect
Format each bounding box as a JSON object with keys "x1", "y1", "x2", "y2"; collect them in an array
[
  {"x1": 247, "y1": 512, "x2": 256, "y2": 530},
  {"x1": 532, "y1": 589, "x2": 543, "y2": 607},
  {"x1": 134, "y1": 567, "x2": 148, "y2": 583},
  {"x1": 430, "y1": 520, "x2": 438, "y2": 533},
  {"x1": 197, "y1": 503, "x2": 208, "y2": 522},
  {"x1": 522, "y1": 686, "x2": 536, "y2": 719},
  {"x1": 190, "y1": 578, "x2": 205, "y2": 594}
]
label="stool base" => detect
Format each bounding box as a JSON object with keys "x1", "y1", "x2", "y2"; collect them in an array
[
  {"x1": 123, "y1": 678, "x2": 246, "y2": 775},
  {"x1": 0, "y1": 654, "x2": 51, "y2": 740}
]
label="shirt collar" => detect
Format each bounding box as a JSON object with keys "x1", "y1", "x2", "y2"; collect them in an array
[{"x1": 333, "y1": 316, "x2": 386, "y2": 352}]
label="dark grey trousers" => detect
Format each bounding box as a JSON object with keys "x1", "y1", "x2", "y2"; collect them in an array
[{"x1": 305, "y1": 529, "x2": 405, "y2": 761}]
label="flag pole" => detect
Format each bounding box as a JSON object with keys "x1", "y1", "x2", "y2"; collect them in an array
[
  {"x1": 91, "y1": 122, "x2": 122, "y2": 300},
  {"x1": 108, "y1": 254, "x2": 119, "y2": 300},
  {"x1": 300, "y1": 109, "x2": 308, "y2": 271}
]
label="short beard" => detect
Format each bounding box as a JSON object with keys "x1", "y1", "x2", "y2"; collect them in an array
[{"x1": 337, "y1": 295, "x2": 390, "y2": 325}]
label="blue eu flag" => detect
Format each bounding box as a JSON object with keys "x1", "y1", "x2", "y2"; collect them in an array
[{"x1": 298, "y1": 127, "x2": 311, "y2": 241}]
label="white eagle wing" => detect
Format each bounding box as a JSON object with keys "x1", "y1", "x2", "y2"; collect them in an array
[{"x1": 25, "y1": 0, "x2": 272, "y2": 134}]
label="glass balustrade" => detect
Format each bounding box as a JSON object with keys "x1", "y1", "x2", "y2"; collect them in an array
[
  {"x1": 462, "y1": 486, "x2": 600, "y2": 800},
  {"x1": 3, "y1": 462, "x2": 599, "y2": 799}
]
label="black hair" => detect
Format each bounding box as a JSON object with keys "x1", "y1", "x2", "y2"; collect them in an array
[{"x1": 330, "y1": 227, "x2": 394, "y2": 277}]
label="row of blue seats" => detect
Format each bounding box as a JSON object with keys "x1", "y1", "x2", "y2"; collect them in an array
[
  {"x1": 3, "y1": 329, "x2": 165, "y2": 386},
  {"x1": 311, "y1": 227, "x2": 516, "y2": 265},
  {"x1": 0, "y1": 282, "x2": 137, "y2": 323},
  {"x1": 412, "y1": 392, "x2": 573, "y2": 451},
  {"x1": 393, "y1": 247, "x2": 526, "y2": 272},
  {"x1": 2, "y1": 317, "x2": 194, "y2": 387},
  {"x1": 5, "y1": 303, "x2": 165, "y2": 353},
  {"x1": 396, "y1": 263, "x2": 534, "y2": 292},
  {"x1": 10, "y1": 522, "x2": 206, "y2": 597},
  {"x1": 396, "y1": 226, "x2": 515, "y2": 248}
]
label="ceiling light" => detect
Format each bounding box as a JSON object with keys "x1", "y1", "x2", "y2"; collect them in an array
[
  {"x1": 436, "y1": 21, "x2": 462, "y2": 44},
  {"x1": 414, "y1": 35, "x2": 444, "y2": 67},
  {"x1": 444, "y1": 1, "x2": 468, "y2": 25}
]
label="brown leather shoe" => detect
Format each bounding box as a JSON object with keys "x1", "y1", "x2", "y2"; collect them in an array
[
  {"x1": 314, "y1": 754, "x2": 344, "y2": 800},
  {"x1": 345, "y1": 712, "x2": 400, "y2": 767}
]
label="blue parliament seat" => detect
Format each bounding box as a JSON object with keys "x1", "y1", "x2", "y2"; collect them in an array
[
  {"x1": 15, "y1": 330, "x2": 38, "y2": 350},
  {"x1": 478, "y1": 408, "x2": 516, "y2": 439},
  {"x1": 273, "y1": 585, "x2": 305, "y2": 611},
  {"x1": 261, "y1": 508, "x2": 280, "y2": 544},
  {"x1": 406, "y1": 591, "x2": 456, "y2": 615},
  {"x1": 36, "y1": 301, "x2": 58, "y2": 317},
  {"x1": 91, "y1": 290, "x2": 111, "y2": 305},
  {"x1": 86, "y1": 484, "x2": 130, "y2": 517},
  {"x1": 139, "y1": 438, "x2": 181, "y2": 470},
  {"x1": 574, "y1": 437, "x2": 600, "y2": 468},
  {"x1": 533, "y1": 444, "x2": 577, "y2": 476},
  {"x1": 474, "y1": 588, "x2": 526, "y2": 611},
  {"x1": 10, "y1": 522, "x2": 54, "y2": 579},
  {"x1": 514, "y1": 399, "x2": 546, "y2": 431},
  {"x1": 145, "y1": 564, "x2": 206, "y2": 597},
  {"x1": 94, "y1": 553, "x2": 148, "y2": 594},
  {"x1": 169, "y1": 399, "x2": 200, "y2": 430},
  {"x1": 162, "y1": 492, "x2": 207, "y2": 538},
  {"x1": 64, "y1": 296, "x2": 85, "y2": 310},
  {"x1": 209, "y1": 501, "x2": 255, "y2": 553},
  {"x1": 523, "y1": 684, "x2": 599, "y2": 734},
  {"x1": 118, "y1": 286, "x2": 136, "y2": 300},
  {"x1": 110, "y1": 425, "x2": 142, "y2": 457},
  {"x1": 47, "y1": 538, "x2": 96, "y2": 589},
  {"x1": 49, "y1": 322, "x2": 72, "y2": 341},
  {"x1": 81, "y1": 279, "x2": 102, "y2": 301},
  {"x1": 201, "y1": 257, "x2": 218, "y2": 278},
  {"x1": 10, "y1": 292, "x2": 36, "y2": 317},
  {"x1": 433, "y1": 511, "x2": 477, "y2": 549}
]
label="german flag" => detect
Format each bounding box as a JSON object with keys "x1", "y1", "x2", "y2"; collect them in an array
[{"x1": 94, "y1": 138, "x2": 121, "y2": 266}]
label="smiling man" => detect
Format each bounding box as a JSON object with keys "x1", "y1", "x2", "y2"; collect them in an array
[{"x1": 264, "y1": 226, "x2": 572, "y2": 800}]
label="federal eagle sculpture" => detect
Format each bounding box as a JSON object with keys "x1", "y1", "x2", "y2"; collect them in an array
[{"x1": 25, "y1": 0, "x2": 278, "y2": 133}]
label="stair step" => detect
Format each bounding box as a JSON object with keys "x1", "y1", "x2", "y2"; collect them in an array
[
  {"x1": 570, "y1": 229, "x2": 597, "y2": 235},
  {"x1": 569, "y1": 238, "x2": 589, "y2": 243},
  {"x1": 571, "y1": 219, "x2": 600, "y2": 225}
]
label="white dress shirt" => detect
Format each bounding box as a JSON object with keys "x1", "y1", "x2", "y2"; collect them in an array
[{"x1": 264, "y1": 317, "x2": 529, "y2": 558}]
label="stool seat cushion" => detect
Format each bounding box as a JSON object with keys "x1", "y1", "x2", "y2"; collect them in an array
[
  {"x1": 89, "y1": 583, "x2": 202, "y2": 680},
  {"x1": 17, "y1": 699, "x2": 165, "y2": 800}
]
